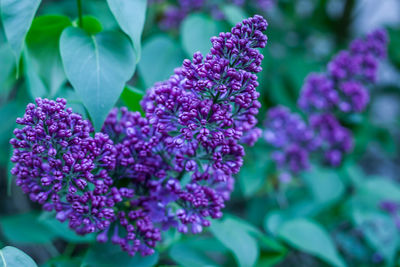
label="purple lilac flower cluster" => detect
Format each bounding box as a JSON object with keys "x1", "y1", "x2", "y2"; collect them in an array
[
  {"x1": 264, "y1": 29, "x2": 387, "y2": 176},
  {"x1": 298, "y1": 29, "x2": 387, "y2": 114},
  {"x1": 10, "y1": 15, "x2": 268, "y2": 256},
  {"x1": 263, "y1": 106, "x2": 316, "y2": 175},
  {"x1": 154, "y1": 0, "x2": 274, "y2": 30}
]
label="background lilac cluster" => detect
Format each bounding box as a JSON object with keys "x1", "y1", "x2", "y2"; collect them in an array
[
  {"x1": 264, "y1": 29, "x2": 388, "y2": 178},
  {"x1": 10, "y1": 15, "x2": 268, "y2": 257},
  {"x1": 152, "y1": 0, "x2": 274, "y2": 30}
]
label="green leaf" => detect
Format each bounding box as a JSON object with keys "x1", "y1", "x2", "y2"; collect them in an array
[
  {"x1": 220, "y1": 5, "x2": 247, "y2": 26},
  {"x1": 352, "y1": 210, "x2": 399, "y2": 265},
  {"x1": 138, "y1": 34, "x2": 185, "y2": 88},
  {"x1": 83, "y1": 242, "x2": 158, "y2": 267},
  {"x1": 42, "y1": 256, "x2": 82, "y2": 267},
  {"x1": 60, "y1": 27, "x2": 136, "y2": 131},
  {"x1": 361, "y1": 177, "x2": 400, "y2": 202},
  {"x1": 106, "y1": 0, "x2": 147, "y2": 61},
  {"x1": 0, "y1": 212, "x2": 56, "y2": 244},
  {"x1": 25, "y1": 15, "x2": 71, "y2": 97},
  {"x1": 169, "y1": 243, "x2": 217, "y2": 267},
  {"x1": 75, "y1": 15, "x2": 103, "y2": 35},
  {"x1": 0, "y1": 246, "x2": 37, "y2": 267},
  {"x1": 278, "y1": 218, "x2": 346, "y2": 267},
  {"x1": 239, "y1": 151, "x2": 269, "y2": 197},
  {"x1": 121, "y1": 85, "x2": 144, "y2": 113},
  {"x1": 23, "y1": 51, "x2": 47, "y2": 99},
  {"x1": 0, "y1": 0, "x2": 41, "y2": 65},
  {"x1": 0, "y1": 44, "x2": 15, "y2": 91},
  {"x1": 38, "y1": 215, "x2": 95, "y2": 243},
  {"x1": 301, "y1": 166, "x2": 345, "y2": 205},
  {"x1": 210, "y1": 217, "x2": 259, "y2": 267},
  {"x1": 180, "y1": 13, "x2": 218, "y2": 57},
  {"x1": 7, "y1": 145, "x2": 14, "y2": 195},
  {"x1": 264, "y1": 201, "x2": 326, "y2": 235},
  {"x1": 57, "y1": 86, "x2": 87, "y2": 116}
]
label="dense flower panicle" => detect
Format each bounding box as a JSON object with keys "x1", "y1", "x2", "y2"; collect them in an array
[
  {"x1": 10, "y1": 15, "x2": 268, "y2": 257},
  {"x1": 9, "y1": 98, "x2": 133, "y2": 235},
  {"x1": 264, "y1": 106, "x2": 316, "y2": 174},
  {"x1": 102, "y1": 107, "x2": 167, "y2": 182},
  {"x1": 142, "y1": 15, "x2": 267, "y2": 182},
  {"x1": 139, "y1": 15, "x2": 267, "y2": 235},
  {"x1": 309, "y1": 113, "x2": 353, "y2": 166},
  {"x1": 298, "y1": 29, "x2": 388, "y2": 114}
]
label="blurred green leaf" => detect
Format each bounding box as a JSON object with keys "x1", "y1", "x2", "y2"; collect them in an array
[
  {"x1": 121, "y1": 85, "x2": 144, "y2": 113},
  {"x1": 106, "y1": 0, "x2": 147, "y2": 61},
  {"x1": 256, "y1": 253, "x2": 287, "y2": 267},
  {"x1": 169, "y1": 242, "x2": 217, "y2": 267},
  {"x1": 224, "y1": 214, "x2": 263, "y2": 237},
  {"x1": 60, "y1": 27, "x2": 136, "y2": 131},
  {"x1": 264, "y1": 201, "x2": 325, "y2": 235},
  {"x1": 57, "y1": 86, "x2": 87, "y2": 116},
  {"x1": 180, "y1": 13, "x2": 218, "y2": 57},
  {"x1": 42, "y1": 256, "x2": 82, "y2": 267},
  {"x1": 138, "y1": 35, "x2": 185, "y2": 88},
  {"x1": 83, "y1": 242, "x2": 158, "y2": 267},
  {"x1": 210, "y1": 217, "x2": 259, "y2": 267},
  {"x1": 0, "y1": 44, "x2": 15, "y2": 92},
  {"x1": 0, "y1": 0, "x2": 41, "y2": 66},
  {"x1": 7, "y1": 145, "x2": 14, "y2": 195},
  {"x1": 278, "y1": 218, "x2": 346, "y2": 267},
  {"x1": 0, "y1": 246, "x2": 37, "y2": 267},
  {"x1": 25, "y1": 15, "x2": 71, "y2": 97},
  {"x1": 220, "y1": 5, "x2": 248, "y2": 26},
  {"x1": 23, "y1": 51, "x2": 47, "y2": 99},
  {"x1": 239, "y1": 152, "x2": 269, "y2": 197},
  {"x1": 352, "y1": 210, "x2": 399, "y2": 265},
  {"x1": 0, "y1": 101, "x2": 25, "y2": 167},
  {"x1": 360, "y1": 177, "x2": 400, "y2": 202},
  {"x1": 302, "y1": 166, "x2": 345, "y2": 205},
  {"x1": 0, "y1": 212, "x2": 56, "y2": 244},
  {"x1": 38, "y1": 215, "x2": 95, "y2": 243},
  {"x1": 180, "y1": 236, "x2": 228, "y2": 253},
  {"x1": 388, "y1": 27, "x2": 400, "y2": 69}
]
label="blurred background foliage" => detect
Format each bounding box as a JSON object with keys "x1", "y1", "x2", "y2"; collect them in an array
[{"x1": 0, "y1": 0, "x2": 400, "y2": 266}]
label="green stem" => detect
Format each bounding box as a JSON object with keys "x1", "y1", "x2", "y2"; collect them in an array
[{"x1": 77, "y1": 0, "x2": 84, "y2": 28}]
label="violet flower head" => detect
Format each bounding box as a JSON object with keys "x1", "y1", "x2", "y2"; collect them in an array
[
  {"x1": 10, "y1": 15, "x2": 269, "y2": 257},
  {"x1": 309, "y1": 113, "x2": 353, "y2": 166},
  {"x1": 298, "y1": 29, "x2": 388, "y2": 114},
  {"x1": 142, "y1": 15, "x2": 267, "y2": 181},
  {"x1": 141, "y1": 15, "x2": 267, "y2": 233},
  {"x1": 264, "y1": 106, "x2": 316, "y2": 174},
  {"x1": 9, "y1": 98, "x2": 131, "y2": 235}
]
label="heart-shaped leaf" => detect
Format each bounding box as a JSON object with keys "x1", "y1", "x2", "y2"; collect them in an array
[
  {"x1": 278, "y1": 218, "x2": 346, "y2": 267},
  {"x1": 25, "y1": 15, "x2": 72, "y2": 97},
  {"x1": 180, "y1": 13, "x2": 219, "y2": 57},
  {"x1": 0, "y1": 0, "x2": 41, "y2": 65},
  {"x1": 60, "y1": 27, "x2": 136, "y2": 131},
  {"x1": 106, "y1": 0, "x2": 147, "y2": 61},
  {"x1": 0, "y1": 212, "x2": 56, "y2": 244},
  {"x1": 83, "y1": 242, "x2": 158, "y2": 267},
  {"x1": 138, "y1": 35, "x2": 185, "y2": 88},
  {"x1": 220, "y1": 4, "x2": 248, "y2": 26},
  {"x1": 0, "y1": 246, "x2": 37, "y2": 267},
  {"x1": 210, "y1": 217, "x2": 259, "y2": 267}
]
